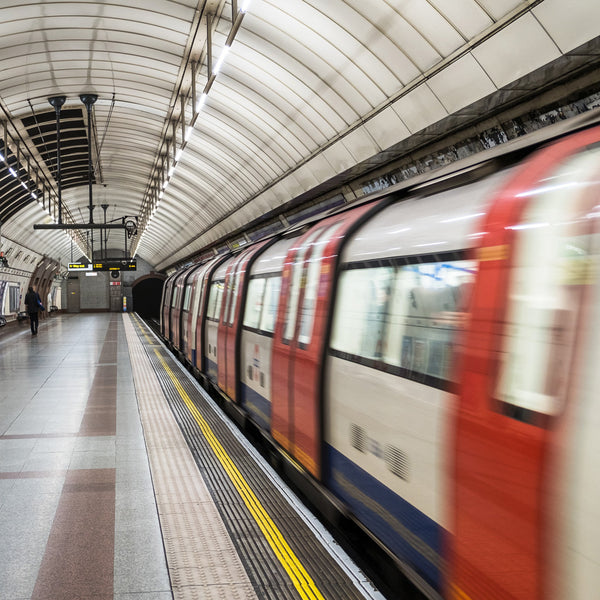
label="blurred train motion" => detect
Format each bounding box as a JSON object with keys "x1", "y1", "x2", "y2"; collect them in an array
[{"x1": 160, "y1": 111, "x2": 600, "y2": 600}]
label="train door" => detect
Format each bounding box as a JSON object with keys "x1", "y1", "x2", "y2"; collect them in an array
[
  {"x1": 187, "y1": 256, "x2": 225, "y2": 367},
  {"x1": 217, "y1": 252, "x2": 247, "y2": 398},
  {"x1": 271, "y1": 203, "x2": 377, "y2": 479},
  {"x1": 217, "y1": 241, "x2": 270, "y2": 401},
  {"x1": 171, "y1": 267, "x2": 192, "y2": 349},
  {"x1": 205, "y1": 258, "x2": 231, "y2": 384},
  {"x1": 449, "y1": 128, "x2": 600, "y2": 600},
  {"x1": 180, "y1": 264, "x2": 204, "y2": 359},
  {"x1": 194, "y1": 256, "x2": 227, "y2": 371},
  {"x1": 160, "y1": 274, "x2": 175, "y2": 337}
]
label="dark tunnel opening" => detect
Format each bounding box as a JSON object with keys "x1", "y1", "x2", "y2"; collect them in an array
[{"x1": 132, "y1": 277, "x2": 164, "y2": 319}]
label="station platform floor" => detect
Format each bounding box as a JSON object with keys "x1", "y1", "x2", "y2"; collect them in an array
[{"x1": 0, "y1": 312, "x2": 386, "y2": 600}]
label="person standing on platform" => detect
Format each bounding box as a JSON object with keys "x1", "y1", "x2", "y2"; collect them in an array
[{"x1": 24, "y1": 286, "x2": 43, "y2": 335}]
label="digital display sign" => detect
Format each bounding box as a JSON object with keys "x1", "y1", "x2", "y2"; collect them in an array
[
  {"x1": 92, "y1": 260, "x2": 137, "y2": 271},
  {"x1": 68, "y1": 260, "x2": 136, "y2": 272},
  {"x1": 68, "y1": 263, "x2": 91, "y2": 271}
]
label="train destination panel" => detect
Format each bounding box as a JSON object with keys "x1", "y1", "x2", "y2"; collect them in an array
[{"x1": 68, "y1": 260, "x2": 137, "y2": 272}]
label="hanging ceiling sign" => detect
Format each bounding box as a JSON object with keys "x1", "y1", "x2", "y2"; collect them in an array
[
  {"x1": 68, "y1": 262, "x2": 91, "y2": 271},
  {"x1": 92, "y1": 260, "x2": 137, "y2": 272}
]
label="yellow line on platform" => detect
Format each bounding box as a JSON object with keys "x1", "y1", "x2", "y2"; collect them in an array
[{"x1": 132, "y1": 316, "x2": 326, "y2": 600}]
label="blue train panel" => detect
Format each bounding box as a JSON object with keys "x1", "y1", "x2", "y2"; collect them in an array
[{"x1": 324, "y1": 444, "x2": 445, "y2": 591}]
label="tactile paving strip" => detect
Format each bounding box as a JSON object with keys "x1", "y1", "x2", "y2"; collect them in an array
[
  {"x1": 124, "y1": 315, "x2": 258, "y2": 600},
  {"x1": 128, "y1": 315, "x2": 382, "y2": 600}
]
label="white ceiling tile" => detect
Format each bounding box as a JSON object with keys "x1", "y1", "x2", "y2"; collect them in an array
[
  {"x1": 364, "y1": 106, "x2": 411, "y2": 151},
  {"x1": 427, "y1": 53, "x2": 497, "y2": 114},
  {"x1": 391, "y1": 85, "x2": 448, "y2": 133},
  {"x1": 533, "y1": 0, "x2": 600, "y2": 53},
  {"x1": 472, "y1": 12, "x2": 562, "y2": 88},
  {"x1": 341, "y1": 126, "x2": 380, "y2": 163}
]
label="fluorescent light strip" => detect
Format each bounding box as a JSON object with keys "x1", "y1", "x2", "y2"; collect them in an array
[
  {"x1": 196, "y1": 92, "x2": 207, "y2": 112},
  {"x1": 214, "y1": 45, "x2": 230, "y2": 74},
  {"x1": 146, "y1": 8, "x2": 250, "y2": 236}
]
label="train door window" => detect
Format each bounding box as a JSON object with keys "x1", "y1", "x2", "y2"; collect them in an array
[
  {"x1": 260, "y1": 276, "x2": 281, "y2": 334},
  {"x1": 171, "y1": 285, "x2": 179, "y2": 308},
  {"x1": 183, "y1": 283, "x2": 192, "y2": 312},
  {"x1": 283, "y1": 228, "x2": 323, "y2": 343},
  {"x1": 494, "y1": 148, "x2": 600, "y2": 423},
  {"x1": 223, "y1": 276, "x2": 232, "y2": 325},
  {"x1": 207, "y1": 280, "x2": 224, "y2": 321},
  {"x1": 9, "y1": 286, "x2": 20, "y2": 312},
  {"x1": 227, "y1": 268, "x2": 242, "y2": 326},
  {"x1": 190, "y1": 275, "x2": 205, "y2": 333},
  {"x1": 244, "y1": 277, "x2": 266, "y2": 329},
  {"x1": 384, "y1": 259, "x2": 476, "y2": 382},
  {"x1": 330, "y1": 266, "x2": 394, "y2": 359},
  {"x1": 298, "y1": 224, "x2": 342, "y2": 345}
]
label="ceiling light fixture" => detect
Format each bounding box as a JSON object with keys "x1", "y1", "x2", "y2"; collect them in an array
[{"x1": 134, "y1": 2, "x2": 253, "y2": 257}]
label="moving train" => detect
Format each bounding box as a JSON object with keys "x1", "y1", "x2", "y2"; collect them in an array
[{"x1": 160, "y1": 110, "x2": 600, "y2": 600}]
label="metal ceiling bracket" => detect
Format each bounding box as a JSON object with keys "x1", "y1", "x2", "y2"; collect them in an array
[
  {"x1": 191, "y1": 61, "x2": 197, "y2": 114},
  {"x1": 207, "y1": 13, "x2": 213, "y2": 80},
  {"x1": 180, "y1": 95, "x2": 186, "y2": 147}
]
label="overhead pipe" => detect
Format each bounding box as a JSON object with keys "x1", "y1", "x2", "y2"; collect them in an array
[
  {"x1": 101, "y1": 203, "x2": 109, "y2": 260},
  {"x1": 80, "y1": 94, "x2": 98, "y2": 224},
  {"x1": 81, "y1": 94, "x2": 98, "y2": 260},
  {"x1": 47, "y1": 96, "x2": 66, "y2": 224}
]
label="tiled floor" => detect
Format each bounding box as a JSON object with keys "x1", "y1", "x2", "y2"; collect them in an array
[
  {"x1": 0, "y1": 313, "x2": 385, "y2": 600},
  {"x1": 0, "y1": 313, "x2": 171, "y2": 600}
]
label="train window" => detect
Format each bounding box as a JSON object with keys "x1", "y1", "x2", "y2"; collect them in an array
[
  {"x1": 171, "y1": 286, "x2": 179, "y2": 308},
  {"x1": 283, "y1": 227, "x2": 323, "y2": 342},
  {"x1": 330, "y1": 267, "x2": 393, "y2": 358},
  {"x1": 384, "y1": 260, "x2": 475, "y2": 382},
  {"x1": 260, "y1": 276, "x2": 281, "y2": 333},
  {"x1": 330, "y1": 257, "x2": 475, "y2": 386},
  {"x1": 182, "y1": 283, "x2": 192, "y2": 312},
  {"x1": 494, "y1": 148, "x2": 600, "y2": 423},
  {"x1": 207, "y1": 280, "x2": 224, "y2": 321},
  {"x1": 244, "y1": 277, "x2": 266, "y2": 329}
]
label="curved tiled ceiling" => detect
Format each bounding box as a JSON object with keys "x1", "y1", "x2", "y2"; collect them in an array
[{"x1": 0, "y1": 0, "x2": 598, "y2": 271}]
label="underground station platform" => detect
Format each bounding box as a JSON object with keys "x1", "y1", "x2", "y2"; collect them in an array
[{"x1": 0, "y1": 313, "x2": 386, "y2": 600}]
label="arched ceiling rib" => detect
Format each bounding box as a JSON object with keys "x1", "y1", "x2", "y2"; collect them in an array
[{"x1": 0, "y1": 0, "x2": 597, "y2": 272}]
